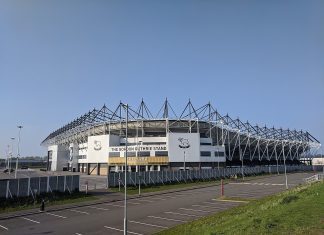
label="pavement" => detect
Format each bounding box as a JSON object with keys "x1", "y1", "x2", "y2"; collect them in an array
[{"x1": 0, "y1": 172, "x2": 314, "y2": 235}]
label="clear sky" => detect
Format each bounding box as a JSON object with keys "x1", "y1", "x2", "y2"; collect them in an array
[{"x1": 0, "y1": 0, "x2": 323, "y2": 157}]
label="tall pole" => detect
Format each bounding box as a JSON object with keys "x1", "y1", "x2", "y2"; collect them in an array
[
  {"x1": 10, "y1": 138, "x2": 15, "y2": 174},
  {"x1": 282, "y1": 141, "x2": 288, "y2": 190},
  {"x1": 238, "y1": 131, "x2": 244, "y2": 180},
  {"x1": 15, "y1": 126, "x2": 23, "y2": 179},
  {"x1": 183, "y1": 151, "x2": 186, "y2": 170},
  {"x1": 124, "y1": 104, "x2": 128, "y2": 235}
]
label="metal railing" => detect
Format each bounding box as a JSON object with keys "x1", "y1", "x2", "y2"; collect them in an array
[
  {"x1": 0, "y1": 175, "x2": 80, "y2": 199},
  {"x1": 107, "y1": 165, "x2": 313, "y2": 187}
]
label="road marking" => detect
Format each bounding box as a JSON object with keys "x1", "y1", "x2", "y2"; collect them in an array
[
  {"x1": 129, "y1": 220, "x2": 168, "y2": 229},
  {"x1": 161, "y1": 195, "x2": 178, "y2": 199},
  {"x1": 202, "y1": 201, "x2": 229, "y2": 206},
  {"x1": 46, "y1": 212, "x2": 67, "y2": 219},
  {"x1": 165, "y1": 212, "x2": 201, "y2": 217},
  {"x1": 148, "y1": 215, "x2": 187, "y2": 223},
  {"x1": 192, "y1": 204, "x2": 226, "y2": 209},
  {"x1": 179, "y1": 208, "x2": 211, "y2": 213},
  {"x1": 69, "y1": 209, "x2": 90, "y2": 215},
  {"x1": 106, "y1": 204, "x2": 124, "y2": 208},
  {"x1": 104, "y1": 226, "x2": 143, "y2": 235},
  {"x1": 0, "y1": 225, "x2": 8, "y2": 230},
  {"x1": 21, "y1": 217, "x2": 40, "y2": 224},
  {"x1": 229, "y1": 182, "x2": 284, "y2": 186},
  {"x1": 132, "y1": 198, "x2": 155, "y2": 203},
  {"x1": 75, "y1": 233, "x2": 83, "y2": 235},
  {"x1": 150, "y1": 197, "x2": 167, "y2": 201},
  {"x1": 212, "y1": 199, "x2": 249, "y2": 203},
  {"x1": 128, "y1": 201, "x2": 141, "y2": 205},
  {"x1": 87, "y1": 206, "x2": 109, "y2": 211}
]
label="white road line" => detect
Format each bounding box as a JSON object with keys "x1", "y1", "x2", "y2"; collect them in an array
[
  {"x1": 192, "y1": 204, "x2": 226, "y2": 209},
  {"x1": 87, "y1": 206, "x2": 109, "y2": 211},
  {"x1": 46, "y1": 212, "x2": 67, "y2": 219},
  {"x1": 69, "y1": 209, "x2": 90, "y2": 215},
  {"x1": 106, "y1": 204, "x2": 124, "y2": 208},
  {"x1": 164, "y1": 212, "x2": 201, "y2": 217},
  {"x1": 203, "y1": 201, "x2": 228, "y2": 206},
  {"x1": 160, "y1": 195, "x2": 178, "y2": 199},
  {"x1": 150, "y1": 197, "x2": 167, "y2": 201},
  {"x1": 132, "y1": 198, "x2": 155, "y2": 203},
  {"x1": 148, "y1": 215, "x2": 187, "y2": 223},
  {"x1": 179, "y1": 208, "x2": 211, "y2": 213},
  {"x1": 75, "y1": 233, "x2": 83, "y2": 235},
  {"x1": 129, "y1": 220, "x2": 168, "y2": 229},
  {"x1": 104, "y1": 226, "x2": 143, "y2": 235},
  {"x1": 0, "y1": 225, "x2": 8, "y2": 230},
  {"x1": 127, "y1": 201, "x2": 141, "y2": 205},
  {"x1": 21, "y1": 217, "x2": 40, "y2": 224}
]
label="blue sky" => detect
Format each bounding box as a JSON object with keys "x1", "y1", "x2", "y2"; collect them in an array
[{"x1": 0, "y1": 0, "x2": 323, "y2": 157}]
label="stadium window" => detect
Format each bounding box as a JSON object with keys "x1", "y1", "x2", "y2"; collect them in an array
[
  {"x1": 200, "y1": 151, "x2": 211, "y2": 157},
  {"x1": 138, "y1": 151, "x2": 150, "y2": 157},
  {"x1": 128, "y1": 152, "x2": 136, "y2": 157},
  {"x1": 200, "y1": 142, "x2": 212, "y2": 145},
  {"x1": 109, "y1": 152, "x2": 120, "y2": 157},
  {"x1": 155, "y1": 151, "x2": 168, "y2": 156},
  {"x1": 143, "y1": 142, "x2": 166, "y2": 145},
  {"x1": 218, "y1": 151, "x2": 225, "y2": 157}
]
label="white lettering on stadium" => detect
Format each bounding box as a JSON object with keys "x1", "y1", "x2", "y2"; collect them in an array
[{"x1": 109, "y1": 145, "x2": 167, "y2": 152}]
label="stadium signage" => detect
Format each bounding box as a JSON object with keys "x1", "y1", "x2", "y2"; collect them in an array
[{"x1": 109, "y1": 145, "x2": 167, "y2": 152}]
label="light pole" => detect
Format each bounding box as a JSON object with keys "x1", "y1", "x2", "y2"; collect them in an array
[
  {"x1": 219, "y1": 120, "x2": 224, "y2": 170},
  {"x1": 178, "y1": 138, "x2": 190, "y2": 170},
  {"x1": 123, "y1": 104, "x2": 129, "y2": 235},
  {"x1": 10, "y1": 138, "x2": 15, "y2": 174},
  {"x1": 282, "y1": 141, "x2": 288, "y2": 190},
  {"x1": 15, "y1": 126, "x2": 23, "y2": 179},
  {"x1": 238, "y1": 130, "x2": 244, "y2": 180}
]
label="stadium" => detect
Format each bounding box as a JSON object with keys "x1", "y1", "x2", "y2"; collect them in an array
[{"x1": 41, "y1": 99, "x2": 321, "y2": 175}]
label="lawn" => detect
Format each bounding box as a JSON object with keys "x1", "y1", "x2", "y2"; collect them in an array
[
  {"x1": 156, "y1": 181, "x2": 324, "y2": 235},
  {"x1": 109, "y1": 173, "x2": 274, "y2": 195}
]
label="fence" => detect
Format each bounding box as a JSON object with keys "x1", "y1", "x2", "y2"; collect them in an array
[
  {"x1": 107, "y1": 165, "x2": 313, "y2": 187},
  {"x1": 0, "y1": 175, "x2": 80, "y2": 199}
]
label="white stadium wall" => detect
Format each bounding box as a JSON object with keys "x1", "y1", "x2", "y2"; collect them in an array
[{"x1": 168, "y1": 133, "x2": 200, "y2": 162}]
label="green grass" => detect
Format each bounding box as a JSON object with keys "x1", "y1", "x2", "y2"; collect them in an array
[
  {"x1": 0, "y1": 191, "x2": 97, "y2": 214},
  {"x1": 110, "y1": 180, "x2": 220, "y2": 195},
  {"x1": 156, "y1": 181, "x2": 324, "y2": 235},
  {"x1": 109, "y1": 173, "x2": 278, "y2": 195}
]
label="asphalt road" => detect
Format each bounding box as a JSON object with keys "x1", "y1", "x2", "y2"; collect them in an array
[{"x1": 0, "y1": 172, "x2": 313, "y2": 235}]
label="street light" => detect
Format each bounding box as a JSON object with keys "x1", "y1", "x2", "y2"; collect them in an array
[
  {"x1": 282, "y1": 141, "x2": 288, "y2": 190},
  {"x1": 123, "y1": 104, "x2": 129, "y2": 235},
  {"x1": 238, "y1": 130, "x2": 244, "y2": 180},
  {"x1": 9, "y1": 137, "x2": 15, "y2": 174},
  {"x1": 15, "y1": 126, "x2": 23, "y2": 179},
  {"x1": 178, "y1": 138, "x2": 190, "y2": 171}
]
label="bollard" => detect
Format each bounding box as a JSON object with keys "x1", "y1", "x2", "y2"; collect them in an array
[
  {"x1": 221, "y1": 179, "x2": 224, "y2": 197},
  {"x1": 85, "y1": 182, "x2": 88, "y2": 195},
  {"x1": 40, "y1": 199, "x2": 45, "y2": 212}
]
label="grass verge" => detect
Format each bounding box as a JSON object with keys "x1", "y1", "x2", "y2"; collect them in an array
[
  {"x1": 156, "y1": 181, "x2": 324, "y2": 235},
  {"x1": 0, "y1": 191, "x2": 97, "y2": 214},
  {"x1": 109, "y1": 173, "x2": 285, "y2": 195}
]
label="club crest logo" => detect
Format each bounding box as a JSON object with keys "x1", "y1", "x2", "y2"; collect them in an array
[
  {"x1": 178, "y1": 138, "x2": 190, "y2": 148},
  {"x1": 94, "y1": 140, "x2": 102, "y2": 151}
]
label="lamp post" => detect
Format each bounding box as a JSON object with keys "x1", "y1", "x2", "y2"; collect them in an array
[
  {"x1": 178, "y1": 138, "x2": 190, "y2": 171},
  {"x1": 282, "y1": 141, "x2": 288, "y2": 190},
  {"x1": 238, "y1": 130, "x2": 244, "y2": 180},
  {"x1": 219, "y1": 120, "x2": 224, "y2": 170},
  {"x1": 10, "y1": 138, "x2": 15, "y2": 174},
  {"x1": 123, "y1": 104, "x2": 129, "y2": 235},
  {"x1": 15, "y1": 126, "x2": 23, "y2": 179}
]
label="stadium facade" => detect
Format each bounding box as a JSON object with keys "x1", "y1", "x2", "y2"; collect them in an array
[{"x1": 41, "y1": 100, "x2": 321, "y2": 175}]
